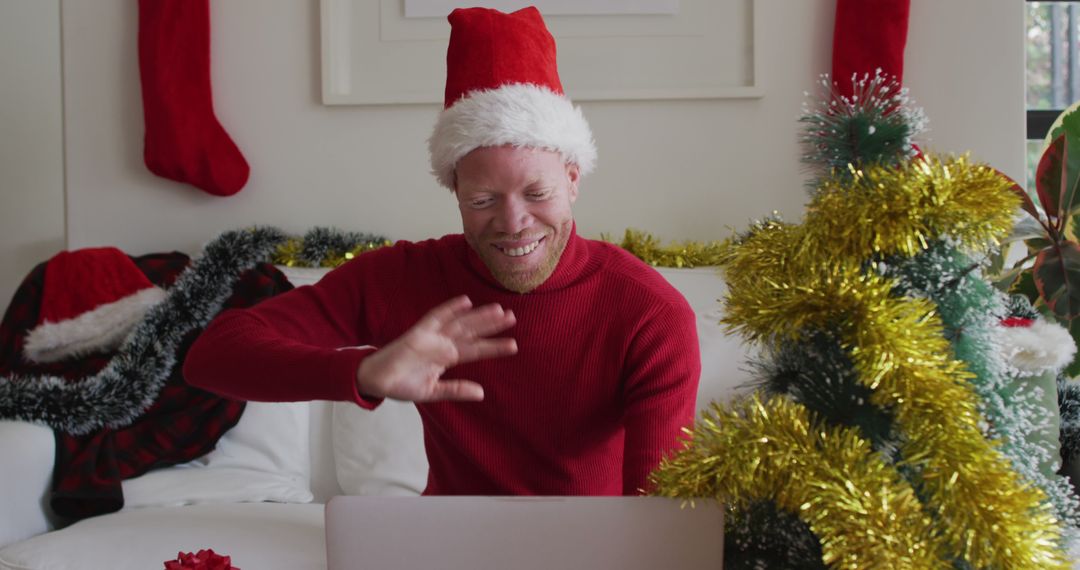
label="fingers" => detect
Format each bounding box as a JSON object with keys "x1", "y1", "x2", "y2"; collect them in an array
[
  {"x1": 418, "y1": 295, "x2": 473, "y2": 330},
  {"x1": 447, "y1": 304, "x2": 516, "y2": 339},
  {"x1": 426, "y1": 379, "x2": 485, "y2": 402},
  {"x1": 456, "y1": 337, "x2": 518, "y2": 364},
  {"x1": 422, "y1": 297, "x2": 516, "y2": 341}
]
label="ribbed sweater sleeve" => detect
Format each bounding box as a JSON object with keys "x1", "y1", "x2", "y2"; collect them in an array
[
  {"x1": 620, "y1": 298, "x2": 700, "y2": 494},
  {"x1": 183, "y1": 250, "x2": 391, "y2": 406}
]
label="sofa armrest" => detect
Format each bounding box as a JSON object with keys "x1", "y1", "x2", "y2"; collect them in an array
[{"x1": 0, "y1": 420, "x2": 54, "y2": 548}]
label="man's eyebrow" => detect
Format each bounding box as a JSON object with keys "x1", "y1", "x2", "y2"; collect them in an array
[
  {"x1": 457, "y1": 183, "x2": 494, "y2": 194},
  {"x1": 524, "y1": 175, "x2": 551, "y2": 188}
]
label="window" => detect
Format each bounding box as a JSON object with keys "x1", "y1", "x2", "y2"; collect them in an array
[{"x1": 1027, "y1": 1, "x2": 1080, "y2": 187}]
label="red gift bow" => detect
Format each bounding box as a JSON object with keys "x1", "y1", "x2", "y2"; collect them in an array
[{"x1": 164, "y1": 549, "x2": 239, "y2": 570}]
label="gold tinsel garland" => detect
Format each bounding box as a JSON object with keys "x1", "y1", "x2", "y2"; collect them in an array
[
  {"x1": 271, "y1": 229, "x2": 728, "y2": 270},
  {"x1": 803, "y1": 155, "x2": 1018, "y2": 259},
  {"x1": 606, "y1": 229, "x2": 728, "y2": 268},
  {"x1": 269, "y1": 237, "x2": 392, "y2": 268},
  {"x1": 651, "y1": 396, "x2": 948, "y2": 569},
  {"x1": 651, "y1": 155, "x2": 1067, "y2": 568},
  {"x1": 722, "y1": 234, "x2": 1062, "y2": 567}
]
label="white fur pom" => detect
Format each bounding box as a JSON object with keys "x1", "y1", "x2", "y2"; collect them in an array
[
  {"x1": 428, "y1": 83, "x2": 597, "y2": 189},
  {"x1": 999, "y1": 319, "x2": 1077, "y2": 376},
  {"x1": 23, "y1": 286, "x2": 167, "y2": 363}
]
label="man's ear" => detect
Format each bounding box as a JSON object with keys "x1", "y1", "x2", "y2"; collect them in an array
[{"x1": 566, "y1": 163, "x2": 580, "y2": 203}]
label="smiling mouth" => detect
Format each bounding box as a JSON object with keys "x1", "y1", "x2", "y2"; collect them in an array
[{"x1": 494, "y1": 237, "x2": 545, "y2": 257}]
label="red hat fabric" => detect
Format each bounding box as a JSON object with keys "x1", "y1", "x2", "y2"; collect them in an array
[
  {"x1": 24, "y1": 247, "x2": 167, "y2": 363},
  {"x1": 428, "y1": 6, "x2": 596, "y2": 189},
  {"x1": 442, "y1": 7, "x2": 564, "y2": 108}
]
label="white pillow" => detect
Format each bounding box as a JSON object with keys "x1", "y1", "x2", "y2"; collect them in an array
[
  {"x1": 278, "y1": 266, "x2": 428, "y2": 496},
  {"x1": 332, "y1": 400, "x2": 428, "y2": 496},
  {"x1": 276, "y1": 266, "x2": 329, "y2": 288},
  {"x1": 122, "y1": 401, "x2": 314, "y2": 508}
]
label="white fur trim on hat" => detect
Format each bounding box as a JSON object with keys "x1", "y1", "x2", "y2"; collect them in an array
[
  {"x1": 428, "y1": 83, "x2": 597, "y2": 189},
  {"x1": 999, "y1": 319, "x2": 1077, "y2": 376},
  {"x1": 23, "y1": 286, "x2": 167, "y2": 363}
]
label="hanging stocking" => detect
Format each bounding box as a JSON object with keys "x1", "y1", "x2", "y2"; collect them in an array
[
  {"x1": 831, "y1": 0, "x2": 911, "y2": 96},
  {"x1": 138, "y1": 0, "x2": 249, "y2": 196}
]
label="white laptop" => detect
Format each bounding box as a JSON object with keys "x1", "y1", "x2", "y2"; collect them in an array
[{"x1": 325, "y1": 496, "x2": 724, "y2": 570}]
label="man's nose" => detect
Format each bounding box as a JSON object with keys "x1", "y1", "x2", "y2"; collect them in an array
[{"x1": 494, "y1": 198, "x2": 532, "y2": 235}]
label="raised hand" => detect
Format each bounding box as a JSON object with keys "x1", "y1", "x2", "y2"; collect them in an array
[{"x1": 355, "y1": 296, "x2": 517, "y2": 402}]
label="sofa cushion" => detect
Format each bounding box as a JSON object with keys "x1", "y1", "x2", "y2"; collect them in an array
[
  {"x1": 333, "y1": 399, "x2": 428, "y2": 496},
  {"x1": 121, "y1": 401, "x2": 313, "y2": 508},
  {"x1": 0, "y1": 421, "x2": 54, "y2": 548},
  {"x1": 653, "y1": 267, "x2": 755, "y2": 406},
  {"x1": 0, "y1": 503, "x2": 325, "y2": 570}
]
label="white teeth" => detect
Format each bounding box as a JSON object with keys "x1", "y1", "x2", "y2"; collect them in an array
[{"x1": 502, "y1": 241, "x2": 540, "y2": 257}]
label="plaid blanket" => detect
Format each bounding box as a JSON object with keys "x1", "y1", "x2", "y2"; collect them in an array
[{"x1": 0, "y1": 252, "x2": 291, "y2": 520}]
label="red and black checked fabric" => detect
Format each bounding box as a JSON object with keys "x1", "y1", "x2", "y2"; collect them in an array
[{"x1": 0, "y1": 252, "x2": 292, "y2": 520}]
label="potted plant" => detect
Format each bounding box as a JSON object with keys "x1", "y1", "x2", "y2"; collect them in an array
[{"x1": 997, "y1": 104, "x2": 1080, "y2": 376}]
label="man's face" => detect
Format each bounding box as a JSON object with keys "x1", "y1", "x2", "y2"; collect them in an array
[{"x1": 454, "y1": 145, "x2": 580, "y2": 293}]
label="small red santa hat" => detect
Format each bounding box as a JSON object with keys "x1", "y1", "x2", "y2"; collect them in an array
[
  {"x1": 427, "y1": 6, "x2": 597, "y2": 190},
  {"x1": 998, "y1": 316, "x2": 1078, "y2": 377},
  {"x1": 23, "y1": 247, "x2": 167, "y2": 363}
]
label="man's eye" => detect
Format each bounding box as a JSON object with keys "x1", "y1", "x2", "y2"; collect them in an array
[
  {"x1": 526, "y1": 191, "x2": 549, "y2": 200},
  {"x1": 470, "y1": 199, "x2": 492, "y2": 208}
]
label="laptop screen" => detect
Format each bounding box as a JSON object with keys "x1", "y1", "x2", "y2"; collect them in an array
[{"x1": 325, "y1": 496, "x2": 724, "y2": 570}]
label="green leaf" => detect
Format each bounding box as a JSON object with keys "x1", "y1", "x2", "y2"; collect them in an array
[
  {"x1": 1056, "y1": 108, "x2": 1080, "y2": 217},
  {"x1": 1034, "y1": 241, "x2": 1080, "y2": 320},
  {"x1": 1011, "y1": 215, "x2": 1050, "y2": 243},
  {"x1": 992, "y1": 264, "x2": 1026, "y2": 293},
  {"x1": 1012, "y1": 269, "x2": 1040, "y2": 304},
  {"x1": 1026, "y1": 237, "x2": 1054, "y2": 253},
  {"x1": 1071, "y1": 211, "x2": 1080, "y2": 243},
  {"x1": 987, "y1": 246, "x2": 1006, "y2": 275}
]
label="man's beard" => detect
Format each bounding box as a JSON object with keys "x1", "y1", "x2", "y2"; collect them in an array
[{"x1": 471, "y1": 220, "x2": 573, "y2": 293}]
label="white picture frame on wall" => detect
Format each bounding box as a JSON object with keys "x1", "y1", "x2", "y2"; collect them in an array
[
  {"x1": 404, "y1": 0, "x2": 680, "y2": 18},
  {"x1": 321, "y1": 0, "x2": 762, "y2": 105}
]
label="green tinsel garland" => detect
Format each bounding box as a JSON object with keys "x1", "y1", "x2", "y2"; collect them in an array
[
  {"x1": 724, "y1": 501, "x2": 826, "y2": 570},
  {"x1": 1059, "y1": 377, "x2": 1080, "y2": 466},
  {"x1": 0, "y1": 227, "x2": 288, "y2": 434},
  {"x1": 271, "y1": 226, "x2": 391, "y2": 268},
  {"x1": 754, "y1": 330, "x2": 898, "y2": 457}
]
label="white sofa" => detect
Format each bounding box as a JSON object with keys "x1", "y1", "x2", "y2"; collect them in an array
[{"x1": 0, "y1": 266, "x2": 753, "y2": 570}]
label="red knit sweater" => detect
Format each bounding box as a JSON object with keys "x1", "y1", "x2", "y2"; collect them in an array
[{"x1": 183, "y1": 230, "x2": 700, "y2": 495}]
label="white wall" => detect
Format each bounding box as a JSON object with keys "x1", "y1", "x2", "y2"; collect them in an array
[
  {"x1": 0, "y1": 0, "x2": 1025, "y2": 301},
  {"x1": 0, "y1": 0, "x2": 65, "y2": 308}
]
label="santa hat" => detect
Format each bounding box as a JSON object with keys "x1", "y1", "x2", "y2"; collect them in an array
[
  {"x1": 998, "y1": 317, "x2": 1077, "y2": 376},
  {"x1": 23, "y1": 247, "x2": 167, "y2": 363},
  {"x1": 427, "y1": 6, "x2": 596, "y2": 190}
]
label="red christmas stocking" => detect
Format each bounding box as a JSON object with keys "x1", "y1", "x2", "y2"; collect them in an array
[
  {"x1": 832, "y1": 0, "x2": 911, "y2": 96},
  {"x1": 138, "y1": 0, "x2": 249, "y2": 196}
]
